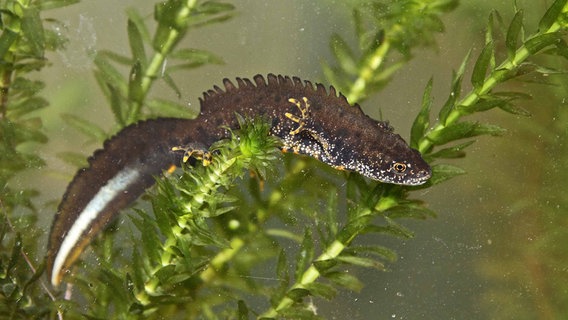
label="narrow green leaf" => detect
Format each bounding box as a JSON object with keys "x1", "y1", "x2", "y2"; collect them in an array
[
  {"x1": 428, "y1": 163, "x2": 467, "y2": 185},
  {"x1": 538, "y1": 0, "x2": 567, "y2": 31},
  {"x1": 345, "y1": 245, "x2": 397, "y2": 263},
  {"x1": 163, "y1": 73, "x2": 182, "y2": 98},
  {"x1": 154, "y1": 0, "x2": 184, "y2": 27},
  {"x1": 498, "y1": 101, "x2": 531, "y2": 116},
  {"x1": 363, "y1": 221, "x2": 414, "y2": 239},
  {"x1": 0, "y1": 29, "x2": 18, "y2": 58},
  {"x1": 411, "y1": 78, "x2": 433, "y2": 148},
  {"x1": 439, "y1": 49, "x2": 471, "y2": 124},
  {"x1": 276, "y1": 250, "x2": 290, "y2": 289},
  {"x1": 127, "y1": 19, "x2": 147, "y2": 67},
  {"x1": 61, "y1": 113, "x2": 107, "y2": 142},
  {"x1": 552, "y1": 38, "x2": 568, "y2": 59},
  {"x1": 126, "y1": 8, "x2": 151, "y2": 42},
  {"x1": 94, "y1": 53, "x2": 128, "y2": 94},
  {"x1": 97, "y1": 49, "x2": 133, "y2": 66},
  {"x1": 312, "y1": 259, "x2": 337, "y2": 273},
  {"x1": 524, "y1": 32, "x2": 563, "y2": 54},
  {"x1": 353, "y1": 9, "x2": 365, "y2": 48},
  {"x1": 128, "y1": 61, "x2": 144, "y2": 103},
  {"x1": 286, "y1": 288, "x2": 310, "y2": 302},
  {"x1": 163, "y1": 271, "x2": 194, "y2": 287},
  {"x1": 471, "y1": 41, "x2": 494, "y2": 91},
  {"x1": 22, "y1": 260, "x2": 47, "y2": 293},
  {"x1": 336, "y1": 255, "x2": 386, "y2": 270},
  {"x1": 325, "y1": 190, "x2": 339, "y2": 237},
  {"x1": 106, "y1": 81, "x2": 127, "y2": 126},
  {"x1": 324, "y1": 271, "x2": 363, "y2": 292},
  {"x1": 14, "y1": 59, "x2": 48, "y2": 72},
  {"x1": 187, "y1": 9, "x2": 235, "y2": 29},
  {"x1": 370, "y1": 60, "x2": 404, "y2": 86},
  {"x1": 154, "y1": 264, "x2": 177, "y2": 285},
  {"x1": 7, "y1": 233, "x2": 22, "y2": 274},
  {"x1": 56, "y1": 151, "x2": 89, "y2": 167},
  {"x1": 506, "y1": 10, "x2": 524, "y2": 59},
  {"x1": 4, "y1": 118, "x2": 47, "y2": 144},
  {"x1": 238, "y1": 300, "x2": 249, "y2": 320},
  {"x1": 364, "y1": 29, "x2": 384, "y2": 55},
  {"x1": 21, "y1": 7, "x2": 45, "y2": 57},
  {"x1": 427, "y1": 121, "x2": 505, "y2": 145},
  {"x1": 279, "y1": 306, "x2": 319, "y2": 319},
  {"x1": 196, "y1": 1, "x2": 235, "y2": 15},
  {"x1": 129, "y1": 249, "x2": 147, "y2": 291},
  {"x1": 151, "y1": 188, "x2": 176, "y2": 238},
  {"x1": 429, "y1": 140, "x2": 475, "y2": 159},
  {"x1": 186, "y1": 220, "x2": 230, "y2": 248},
  {"x1": 170, "y1": 48, "x2": 223, "y2": 64},
  {"x1": 384, "y1": 205, "x2": 437, "y2": 219},
  {"x1": 321, "y1": 61, "x2": 347, "y2": 94},
  {"x1": 43, "y1": 25, "x2": 68, "y2": 51},
  {"x1": 130, "y1": 212, "x2": 161, "y2": 264},
  {"x1": 459, "y1": 96, "x2": 507, "y2": 115},
  {"x1": 202, "y1": 204, "x2": 236, "y2": 217},
  {"x1": 303, "y1": 282, "x2": 337, "y2": 300},
  {"x1": 330, "y1": 33, "x2": 358, "y2": 75},
  {"x1": 11, "y1": 77, "x2": 45, "y2": 95},
  {"x1": 7, "y1": 97, "x2": 49, "y2": 119},
  {"x1": 294, "y1": 229, "x2": 314, "y2": 281},
  {"x1": 2, "y1": 283, "x2": 17, "y2": 298},
  {"x1": 494, "y1": 91, "x2": 532, "y2": 100},
  {"x1": 37, "y1": 0, "x2": 80, "y2": 10},
  {"x1": 337, "y1": 216, "x2": 371, "y2": 244},
  {"x1": 484, "y1": 11, "x2": 496, "y2": 48}
]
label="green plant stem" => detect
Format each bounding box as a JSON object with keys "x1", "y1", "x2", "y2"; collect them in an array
[
  {"x1": 259, "y1": 195, "x2": 398, "y2": 318},
  {"x1": 126, "y1": 0, "x2": 197, "y2": 124},
  {"x1": 345, "y1": 39, "x2": 391, "y2": 103},
  {"x1": 259, "y1": 240, "x2": 346, "y2": 318},
  {"x1": 199, "y1": 237, "x2": 245, "y2": 282},
  {"x1": 140, "y1": 157, "x2": 237, "y2": 301},
  {"x1": 418, "y1": 3, "x2": 568, "y2": 154}
]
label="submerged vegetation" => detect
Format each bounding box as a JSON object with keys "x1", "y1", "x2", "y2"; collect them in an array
[{"x1": 1, "y1": 0, "x2": 568, "y2": 319}]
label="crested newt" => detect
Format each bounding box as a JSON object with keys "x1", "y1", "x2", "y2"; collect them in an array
[{"x1": 47, "y1": 74, "x2": 431, "y2": 286}]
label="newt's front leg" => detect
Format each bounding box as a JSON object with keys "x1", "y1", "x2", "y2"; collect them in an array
[
  {"x1": 171, "y1": 144, "x2": 213, "y2": 166},
  {"x1": 283, "y1": 97, "x2": 333, "y2": 160}
]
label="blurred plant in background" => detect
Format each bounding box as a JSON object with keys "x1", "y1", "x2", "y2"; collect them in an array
[
  {"x1": 476, "y1": 36, "x2": 568, "y2": 320},
  {"x1": 0, "y1": 0, "x2": 78, "y2": 318},
  {"x1": 1, "y1": 0, "x2": 568, "y2": 319}
]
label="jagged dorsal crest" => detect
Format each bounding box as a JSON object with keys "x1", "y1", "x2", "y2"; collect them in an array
[{"x1": 199, "y1": 74, "x2": 362, "y2": 115}]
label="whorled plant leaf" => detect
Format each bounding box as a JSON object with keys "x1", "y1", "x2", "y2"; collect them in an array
[
  {"x1": 127, "y1": 18, "x2": 147, "y2": 67},
  {"x1": 506, "y1": 9, "x2": 524, "y2": 59},
  {"x1": 426, "y1": 121, "x2": 505, "y2": 145},
  {"x1": 411, "y1": 77, "x2": 433, "y2": 148},
  {"x1": 438, "y1": 49, "x2": 471, "y2": 124},
  {"x1": 61, "y1": 113, "x2": 108, "y2": 142}
]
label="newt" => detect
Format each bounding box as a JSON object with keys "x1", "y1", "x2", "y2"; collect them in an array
[{"x1": 47, "y1": 74, "x2": 431, "y2": 286}]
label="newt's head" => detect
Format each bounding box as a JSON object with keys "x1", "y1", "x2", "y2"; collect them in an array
[
  {"x1": 334, "y1": 118, "x2": 432, "y2": 186},
  {"x1": 362, "y1": 142, "x2": 432, "y2": 186}
]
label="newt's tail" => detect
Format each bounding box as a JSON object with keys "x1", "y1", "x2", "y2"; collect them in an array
[{"x1": 47, "y1": 118, "x2": 195, "y2": 286}]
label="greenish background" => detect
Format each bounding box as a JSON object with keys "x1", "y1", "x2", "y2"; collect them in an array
[{"x1": 30, "y1": 0, "x2": 563, "y2": 318}]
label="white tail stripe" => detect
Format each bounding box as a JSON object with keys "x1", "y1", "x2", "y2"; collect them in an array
[{"x1": 51, "y1": 167, "x2": 141, "y2": 286}]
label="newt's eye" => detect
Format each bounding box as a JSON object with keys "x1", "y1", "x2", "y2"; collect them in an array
[{"x1": 393, "y1": 162, "x2": 407, "y2": 173}]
